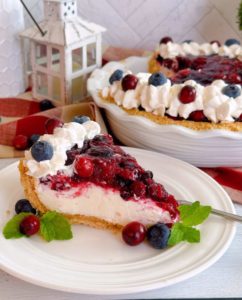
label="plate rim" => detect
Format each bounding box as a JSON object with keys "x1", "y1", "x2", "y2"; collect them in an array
[{"x1": 0, "y1": 149, "x2": 237, "y2": 295}]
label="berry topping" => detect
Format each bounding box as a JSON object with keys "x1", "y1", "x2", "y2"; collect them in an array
[
  {"x1": 31, "y1": 141, "x2": 54, "y2": 162},
  {"x1": 13, "y1": 135, "x2": 28, "y2": 150},
  {"x1": 178, "y1": 85, "x2": 196, "y2": 104},
  {"x1": 109, "y1": 69, "x2": 124, "y2": 84},
  {"x1": 210, "y1": 40, "x2": 221, "y2": 46},
  {"x1": 227, "y1": 73, "x2": 241, "y2": 84},
  {"x1": 45, "y1": 118, "x2": 63, "y2": 134},
  {"x1": 90, "y1": 134, "x2": 113, "y2": 146},
  {"x1": 148, "y1": 72, "x2": 167, "y2": 86},
  {"x1": 222, "y1": 84, "x2": 241, "y2": 98},
  {"x1": 147, "y1": 223, "x2": 170, "y2": 249},
  {"x1": 74, "y1": 156, "x2": 94, "y2": 178},
  {"x1": 148, "y1": 183, "x2": 168, "y2": 202},
  {"x1": 15, "y1": 199, "x2": 36, "y2": 214},
  {"x1": 121, "y1": 74, "x2": 138, "y2": 91},
  {"x1": 177, "y1": 56, "x2": 191, "y2": 70},
  {"x1": 120, "y1": 189, "x2": 132, "y2": 200},
  {"x1": 118, "y1": 168, "x2": 139, "y2": 181},
  {"x1": 130, "y1": 181, "x2": 146, "y2": 197},
  {"x1": 189, "y1": 110, "x2": 207, "y2": 122},
  {"x1": 87, "y1": 145, "x2": 114, "y2": 157},
  {"x1": 191, "y1": 56, "x2": 207, "y2": 70},
  {"x1": 19, "y1": 215, "x2": 40, "y2": 236},
  {"x1": 39, "y1": 99, "x2": 55, "y2": 111},
  {"x1": 163, "y1": 58, "x2": 178, "y2": 71},
  {"x1": 122, "y1": 221, "x2": 147, "y2": 246},
  {"x1": 29, "y1": 134, "x2": 40, "y2": 147},
  {"x1": 224, "y1": 38, "x2": 241, "y2": 46},
  {"x1": 72, "y1": 115, "x2": 90, "y2": 124},
  {"x1": 160, "y1": 36, "x2": 173, "y2": 44}
]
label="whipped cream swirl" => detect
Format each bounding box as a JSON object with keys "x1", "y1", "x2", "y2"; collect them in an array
[
  {"x1": 25, "y1": 121, "x2": 101, "y2": 178},
  {"x1": 102, "y1": 73, "x2": 242, "y2": 124},
  {"x1": 158, "y1": 42, "x2": 242, "y2": 59}
]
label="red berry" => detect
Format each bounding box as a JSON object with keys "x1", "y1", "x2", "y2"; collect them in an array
[
  {"x1": 237, "y1": 114, "x2": 242, "y2": 122},
  {"x1": 122, "y1": 221, "x2": 146, "y2": 246},
  {"x1": 227, "y1": 73, "x2": 241, "y2": 84},
  {"x1": 192, "y1": 57, "x2": 207, "y2": 70},
  {"x1": 178, "y1": 85, "x2": 196, "y2": 104},
  {"x1": 13, "y1": 135, "x2": 29, "y2": 150},
  {"x1": 93, "y1": 159, "x2": 115, "y2": 181},
  {"x1": 148, "y1": 183, "x2": 168, "y2": 201},
  {"x1": 189, "y1": 110, "x2": 207, "y2": 122},
  {"x1": 45, "y1": 118, "x2": 63, "y2": 134},
  {"x1": 19, "y1": 215, "x2": 40, "y2": 236},
  {"x1": 74, "y1": 156, "x2": 94, "y2": 178},
  {"x1": 160, "y1": 36, "x2": 173, "y2": 44},
  {"x1": 121, "y1": 74, "x2": 138, "y2": 91},
  {"x1": 130, "y1": 181, "x2": 146, "y2": 197},
  {"x1": 210, "y1": 40, "x2": 221, "y2": 46},
  {"x1": 163, "y1": 58, "x2": 178, "y2": 71}
]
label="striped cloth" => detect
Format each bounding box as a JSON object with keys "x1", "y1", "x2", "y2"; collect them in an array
[{"x1": 0, "y1": 46, "x2": 241, "y2": 204}]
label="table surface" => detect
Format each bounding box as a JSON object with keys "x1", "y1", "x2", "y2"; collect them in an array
[{"x1": 0, "y1": 158, "x2": 242, "y2": 300}]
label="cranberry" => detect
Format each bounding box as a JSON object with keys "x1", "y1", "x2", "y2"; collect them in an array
[
  {"x1": 19, "y1": 215, "x2": 40, "y2": 236},
  {"x1": 192, "y1": 56, "x2": 207, "y2": 70},
  {"x1": 120, "y1": 189, "x2": 131, "y2": 200},
  {"x1": 177, "y1": 56, "x2": 191, "y2": 70},
  {"x1": 122, "y1": 221, "x2": 147, "y2": 246},
  {"x1": 227, "y1": 73, "x2": 241, "y2": 84},
  {"x1": 141, "y1": 170, "x2": 153, "y2": 182},
  {"x1": 189, "y1": 110, "x2": 207, "y2": 122},
  {"x1": 74, "y1": 156, "x2": 94, "y2": 177},
  {"x1": 210, "y1": 40, "x2": 221, "y2": 46},
  {"x1": 148, "y1": 183, "x2": 168, "y2": 201},
  {"x1": 13, "y1": 135, "x2": 29, "y2": 150},
  {"x1": 163, "y1": 58, "x2": 178, "y2": 71},
  {"x1": 118, "y1": 168, "x2": 139, "y2": 181},
  {"x1": 160, "y1": 36, "x2": 173, "y2": 44},
  {"x1": 178, "y1": 85, "x2": 196, "y2": 104},
  {"x1": 45, "y1": 118, "x2": 63, "y2": 134},
  {"x1": 93, "y1": 159, "x2": 115, "y2": 181},
  {"x1": 130, "y1": 181, "x2": 146, "y2": 198},
  {"x1": 121, "y1": 74, "x2": 138, "y2": 91}
]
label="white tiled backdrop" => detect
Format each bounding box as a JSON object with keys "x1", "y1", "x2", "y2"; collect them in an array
[{"x1": 23, "y1": 0, "x2": 241, "y2": 50}]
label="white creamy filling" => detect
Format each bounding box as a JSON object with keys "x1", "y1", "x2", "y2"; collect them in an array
[
  {"x1": 25, "y1": 121, "x2": 101, "y2": 178},
  {"x1": 37, "y1": 183, "x2": 172, "y2": 226},
  {"x1": 158, "y1": 42, "x2": 242, "y2": 59},
  {"x1": 102, "y1": 73, "x2": 242, "y2": 123}
]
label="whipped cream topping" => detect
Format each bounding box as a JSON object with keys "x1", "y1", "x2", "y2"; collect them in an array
[
  {"x1": 101, "y1": 73, "x2": 242, "y2": 123},
  {"x1": 25, "y1": 121, "x2": 101, "y2": 178},
  {"x1": 158, "y1": 42, "x2": 242, "y2": 59}
]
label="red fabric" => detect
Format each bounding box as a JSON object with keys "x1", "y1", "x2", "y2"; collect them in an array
[{"x1": 0, "y1": 98, "x2": 40, "y2": 117}]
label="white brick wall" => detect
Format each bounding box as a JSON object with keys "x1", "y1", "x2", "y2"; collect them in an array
[{"x1": 23, "y1": 0, "x2": 242, "y2": 50}]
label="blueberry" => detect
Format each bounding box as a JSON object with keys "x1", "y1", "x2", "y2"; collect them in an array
[
  {"x1": 39, "y1": 99, "x2": 55, "y2": 111},
  {"x1": 29, "y1": 134, "x2": 40, "y2": 146},
  {"x1": 183, "y1": 39, "x2": 192, "y2": 43},
  {"x1": 87, "y1": 145, "x2": 113, "y2": 158},
  {"x1": 15, "y1": 199, "x2": 36, "y2": 214},
  {"x1": 72, "y1": 115, "x2": 90, "y2": 124},
  {"x1": 148, "y1": 72, "x2": 167, "y2": 86},
  {"x1": 109, "y1": 69, "x2": 124, "y2": 85},
  {"x1": 224, "y1": 38, "x2": 241, "y2": 46},
  {"x1": 222, "y1": 84, "x2": 241, "y2": 98},
  {"x1": 147, "y1": 223, "x2": 171, "y2": 249},
  {"x1": 31, "y1": 141, "x2": 54, "y2": 162}
]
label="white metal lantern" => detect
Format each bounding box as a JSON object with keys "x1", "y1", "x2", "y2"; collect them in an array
[{"x1": 20, "y1": 0, "x2": 106, "y2": 105}]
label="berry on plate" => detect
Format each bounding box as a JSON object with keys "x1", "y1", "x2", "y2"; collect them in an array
[
  {"x1": 15, "y1": 199, "x2": 36, "y2": 214},
  {"x1": 122, "y1": 221, "x2": 147, "y2": 246},
  {"x1": 147, "y1": 223, "x2": 171, "y2": 249},
  {"x1": 19, "y1": 215, "x2": 40, "y2": 236}
]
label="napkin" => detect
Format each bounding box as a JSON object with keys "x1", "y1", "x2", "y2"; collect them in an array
[{"x1": 0, "y1": 46, "x2": 241, "y2": 204}]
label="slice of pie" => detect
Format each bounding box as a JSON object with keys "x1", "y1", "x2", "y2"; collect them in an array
[{"x1": 19, "y1": 120, "x2": 179, "y2": 232}]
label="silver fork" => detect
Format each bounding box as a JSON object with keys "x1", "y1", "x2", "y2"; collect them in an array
[{"x1": 179, "y1": 200, "x2": 242, "y2": 223}]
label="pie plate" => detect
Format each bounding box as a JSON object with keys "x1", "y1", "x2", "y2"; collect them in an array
[
  {"x1": 88, "y1": 56, "x2": 242, "y2": 167},
  {"x1": 0, "y1": 148, "x2": 236, "y2": 295}
]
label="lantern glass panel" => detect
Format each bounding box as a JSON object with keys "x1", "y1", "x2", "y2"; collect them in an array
[
  {"x1": 71, "y1": 75, "x2": 87, "y2": 102},
  {"x1": 87, "y1": 43, "x2": 96, "y2": 66},
  {"x1": 36, "y1": 72, "x2": 48, "y2": 96},
  {"x1": 36, "y1": 43, "x2": 47, "y2": 68},
  {"x1": 72, "y1": 47, "x2": 83, "y2": 72},
  {"x1": 52, "y1": 76, "x2": 61, "y2": 101},
  {"x1": 51, "y1": 48, "x2": 61, "y2": 72}
]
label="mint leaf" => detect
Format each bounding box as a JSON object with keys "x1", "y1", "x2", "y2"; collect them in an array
[
  {"x1": 179, "y1": 201, "x2": 211, "y2": 226},
  {"x1": 40, "y1": 211, "x2": 72, "y2": 242},
  {"x1": 3, "y1": 213, "x2": 32, "y2": 239},
  {"x1": 168, "y1": 223, "x2": 200, "y2": 246}
]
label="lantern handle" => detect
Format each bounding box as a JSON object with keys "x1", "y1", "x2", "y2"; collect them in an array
[{"x1": 20, "y1": 0, "x2": 47, "y2": 37}]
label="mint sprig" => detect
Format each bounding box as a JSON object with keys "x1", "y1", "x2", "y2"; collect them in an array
[
  {"x1": 168, "y1": 201, "x2": 211, "y2": 246},
  {"x1": 2, "y1": 211, "x2": 72, "y2": 242},
  {"x1": 40, "y1": 211, "x2": 73, "y2": 242}
]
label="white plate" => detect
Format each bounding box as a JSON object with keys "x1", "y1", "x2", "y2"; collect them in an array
[
  {"x1": 88, "y1": 56, "x2": 242, "y2": 167},
  {"x1": 0, "y1": 149, "x2": 236, "y2": 295}
]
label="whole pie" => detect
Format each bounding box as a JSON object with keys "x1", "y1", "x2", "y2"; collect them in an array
[
  {"x1": 100, "y1": 37, "x2": 242, "y2": 131},
  {"x1": 19, "y1": 120, "x2": 179, "y2": 232}
]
